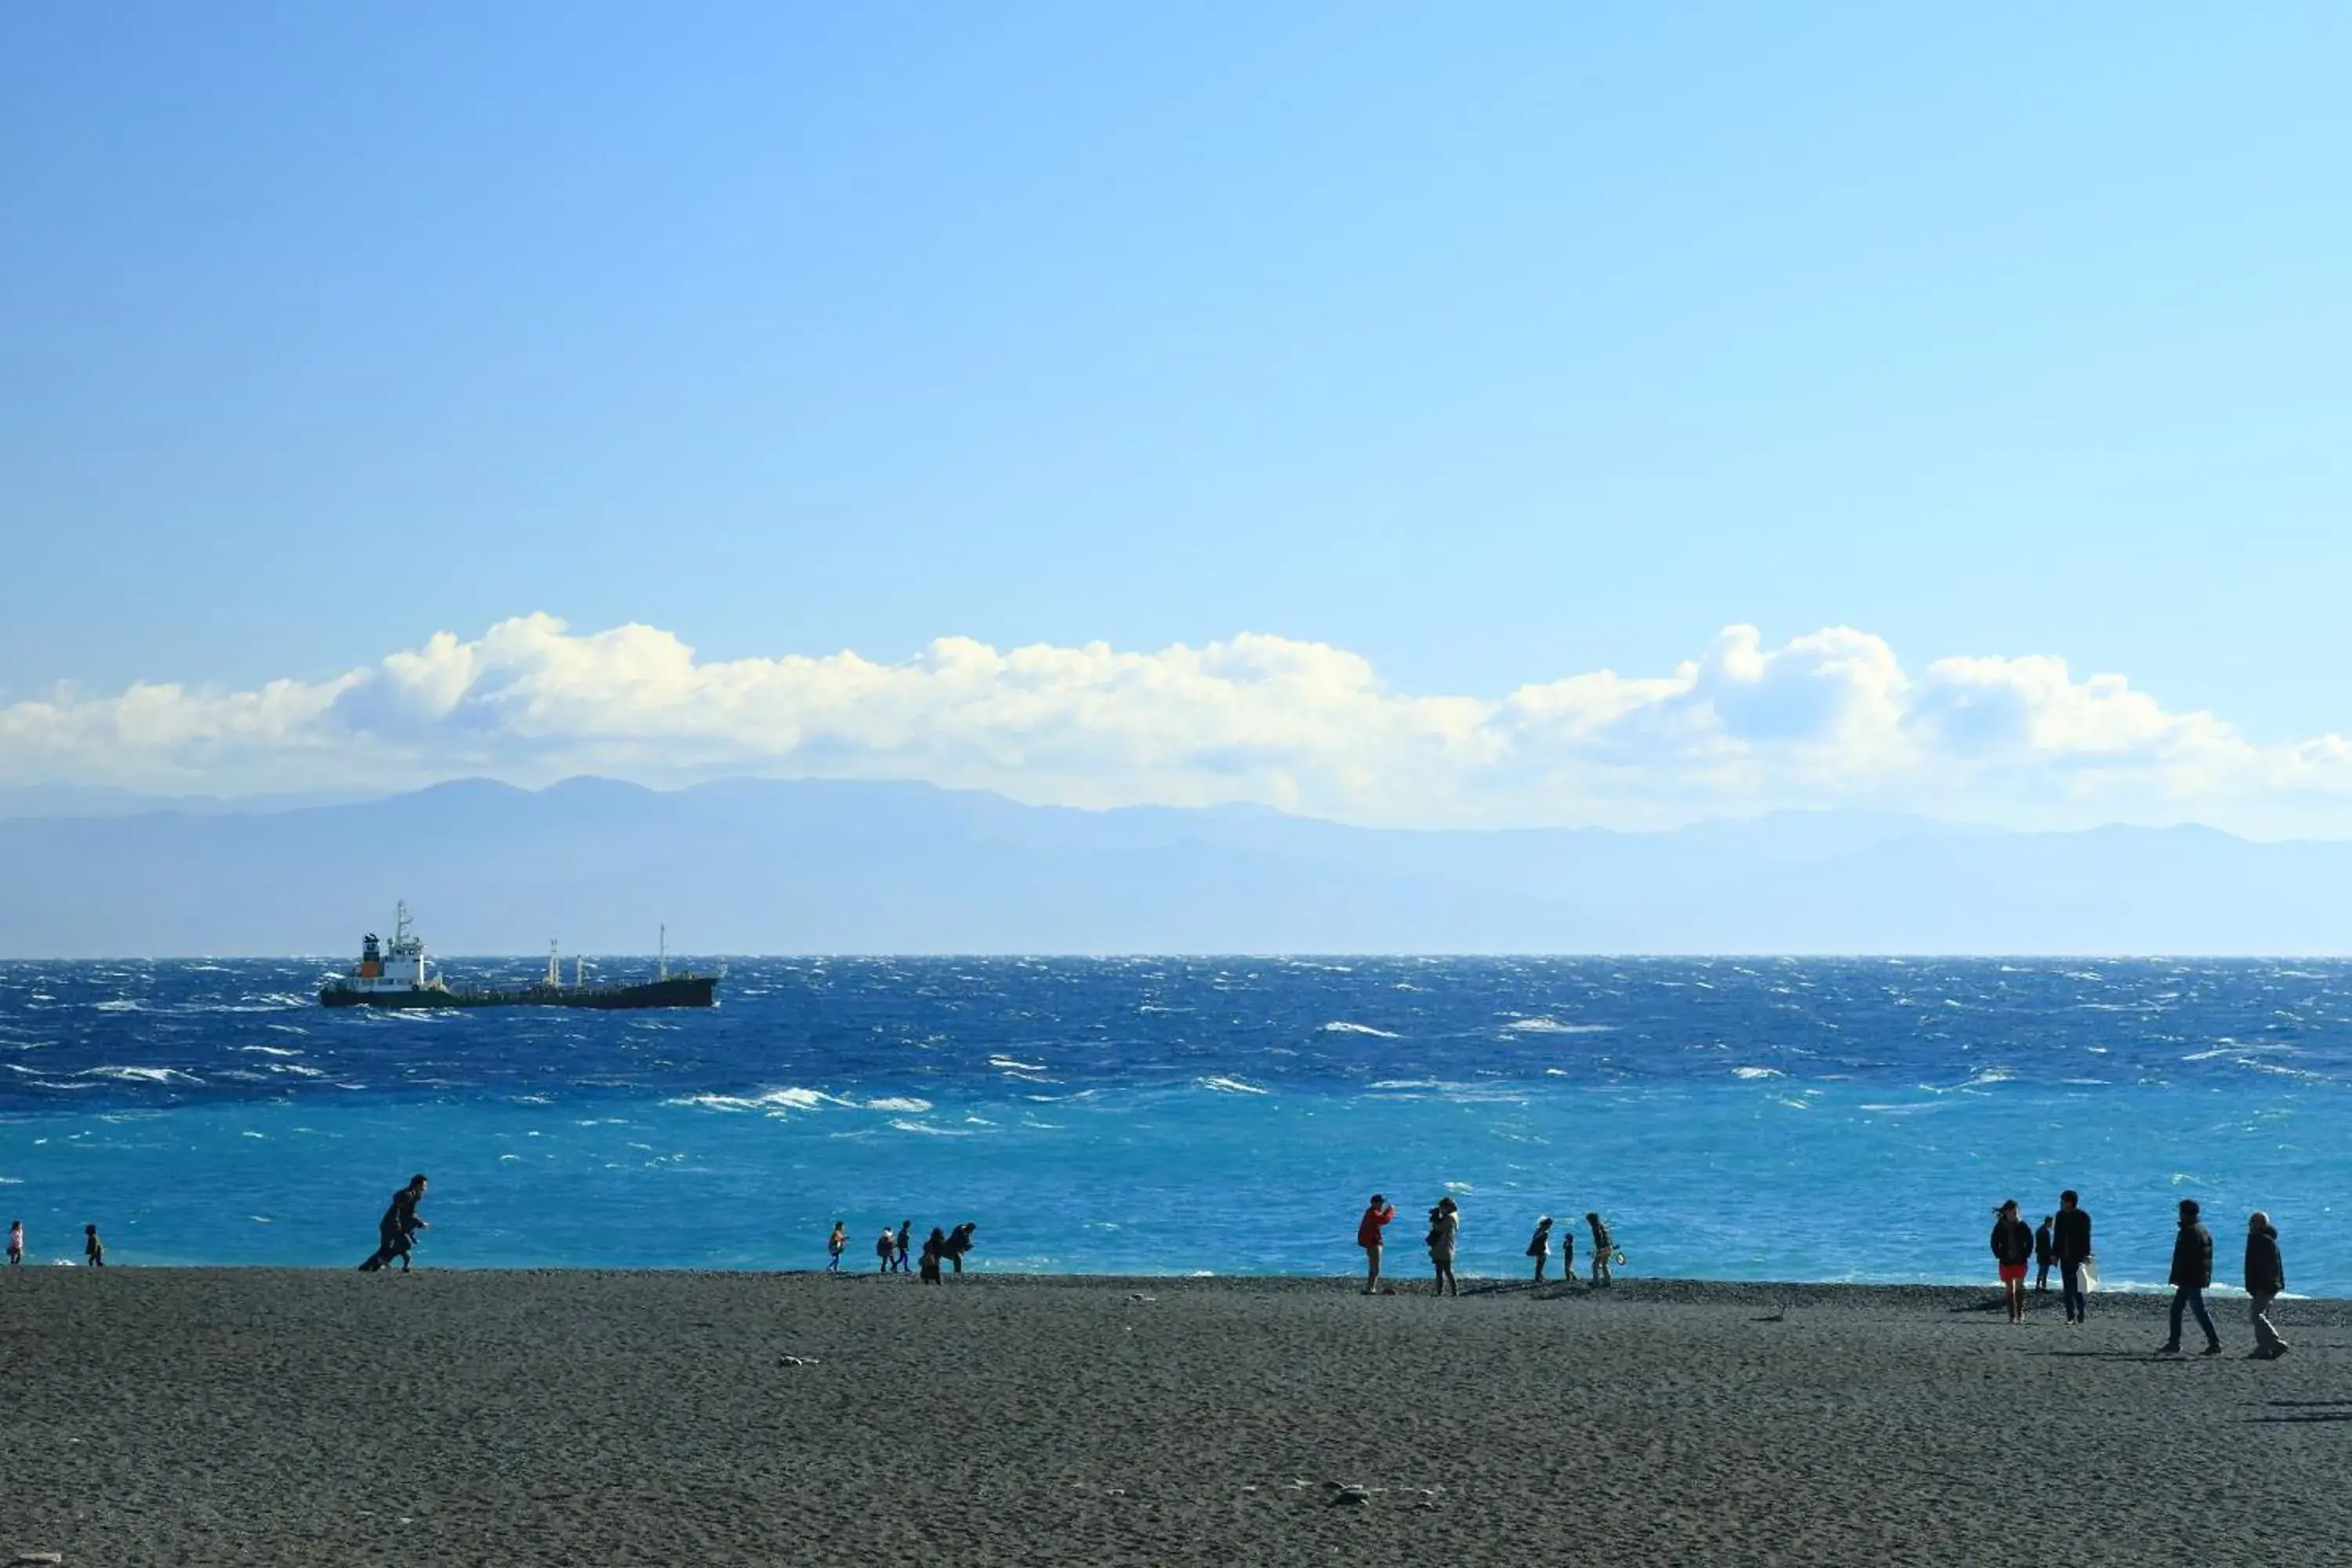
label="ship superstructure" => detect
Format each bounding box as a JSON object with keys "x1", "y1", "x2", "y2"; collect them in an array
[{"x1": 320, "y1": 903, "x2": 717, "y2": 1010}]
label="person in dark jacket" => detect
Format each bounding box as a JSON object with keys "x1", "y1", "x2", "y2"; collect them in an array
[
  {"x1": 2161, "y1": 1197, "x2": 2223, "y2": 1356},
  {"x1": 944, "y1": 1221, "x2": 977, "y2": 1273},
  {"x1": 894, "y1": 1220, "x2": 913, "y2": 1274},
  {"x1": 1586, "y1": 1212, "x2": 1613, "y2": 1287},
  {"x1": 1526, "y1": 1216, "x2": 1554, "y2": 1284},
  {"x1": 2033, "y1": 1216, "x2": 2055, "y2": 1294},
  {"x1": 359, "y1": 1174, "x2": 428, "y2": 1272},
  {"x1": 2052, "y1": 1189, "x2": 2093, "y2": 1325},
  {"x1": 1990, "y1": 1200, "x2": 2034, "y2": 1323},
  {"x1": 919, "y1": 1226, "x2": 947, "y2": 1283},
  {"x1": 2245, "y1": 1211, "x2": 2288, "y2": 1359}
]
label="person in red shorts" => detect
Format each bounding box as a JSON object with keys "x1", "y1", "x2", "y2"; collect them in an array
[{"x1": 1990, "y1": 1199, "x2": 2034, "y2": 1323}]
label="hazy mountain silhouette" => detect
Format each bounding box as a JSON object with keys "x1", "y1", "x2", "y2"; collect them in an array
[{"x1": 0, "y1": 777, "x2": 2345, "y2": 956}]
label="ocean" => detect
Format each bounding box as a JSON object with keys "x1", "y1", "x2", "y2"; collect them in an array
[{"x1": 1, "y1": 956, "x2": 2343, "y2": 1290}]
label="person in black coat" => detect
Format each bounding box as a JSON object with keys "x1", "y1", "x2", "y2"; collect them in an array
[
  {"x1": 1990, "y1": 1200, "x2": 2034, "y2": 1323},
  {"x1": 2032, "y1": 1216, "x2": 2054, "y2": 1294},
  {"x1": 359, "y1": 1174, "x2": 429, "y2": 1273},
  {"x1": 2245, "y1": 1211, "x2": 2288, "y2": 1359},
  {"x1": 2052, "y1": 1189, "x2": 2093, "y2": 1325},
  {"x1": 2161, "y1": 1197, "x2": 2222, "y2": 1356}
]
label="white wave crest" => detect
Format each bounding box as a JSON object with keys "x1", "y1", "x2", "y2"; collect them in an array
[
  {"x1": 237, "y1": 1045, "x2": 304, "y2": 1058},
  {"x1": 1196, "y1": 1075, "x2": 1270, "y2": 1095},
  {"x1": 1731, "y1": 1066, "x2": 1784, "y2": 1080},
  {"x1": 667, "y1": 1087, "x2": 851, "y2": 1113},
  {"x1": 80, "y1": 1065, "x2": 201, "y2": 1085},
  {"x1": 1320, "y1": 1022, "x2": 1400, "y2": 1038},
  {"x1": 862, "y1": 1096, "x2": 935, "y2": 1113},
  {"x1": 988, "y1": 1054, "x2": 1047, "y2": 1072},
  {"x1": 1501, "y1": 1017, "x2": 1612, "y2": 1034}
]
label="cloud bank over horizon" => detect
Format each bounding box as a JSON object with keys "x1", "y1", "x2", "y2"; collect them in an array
[{"x1": 5, "y1": 614, "x2": 2350, "y2": 835}]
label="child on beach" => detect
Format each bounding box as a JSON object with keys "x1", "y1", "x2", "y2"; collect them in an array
[
  {"x1": 6, "y1": 1220, "x2": 20, "y2": 1265},
  {"x1": 1991, "y1": 1200, "x2": 2032, "y2": 1323},
  {"x1": 1526, "y1": 1216, "x2": 1553, "y2": 1283},
  {"x1": 827, "y1": 1221, "x2": 848, "y2": 1273},
  {"x1": 1586, "y1": 1212, "x2": 1613, "y2": 1287},
  {"x1": 84, "y1": 1224, "x2": 104, "y2": 1267}
]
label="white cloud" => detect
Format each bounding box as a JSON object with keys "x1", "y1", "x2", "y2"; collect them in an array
[{"x1": 5, "y1": 614, "x2": 2350, "y2": 833}]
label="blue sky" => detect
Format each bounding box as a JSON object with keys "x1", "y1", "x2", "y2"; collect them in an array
[{"x1": 5, "y1": 5, "x2": 2351, "y2": 826}]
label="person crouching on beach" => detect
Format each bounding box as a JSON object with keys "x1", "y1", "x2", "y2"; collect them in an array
[
  {"x1": 826, "y1": 1221, "x2": 848, "y2": 1273},
  {"x1": 2161, "y1": 1198, "x2": 2223, "y2": 1356},
  {"x1": 1426, "y1": 1196, "x2": 1461, "y2": 1297},
  {"x1": 2246, "y1": 1211, "x2": 2288, "y2": 1359},
  {"x1": 920, "y1": 1227, "x2": 947, "y2": 1284},
  {"x1": 1526, "y1": 1216, "x2": 1553, "y2": 1283},
  {"x1": 1357, "y1": 1194, "x2": 1396, "y2": 1294},
  {"x1": 83, "y1": 1224, "x2": 103, "y2": 1267},
  {"x1": 359, "y1": 1174, "x2": 428, "y2": 1272},
  {"x1": 945, "y1": 1221, "x2": 976, "y2": 1272},
  {"x1": 1991, "y1": 1200, "x2": 2032, "y2": 1323},
  {"x1": 1585, "y1": 1212, "x2": 1613, "y2": 1287}
]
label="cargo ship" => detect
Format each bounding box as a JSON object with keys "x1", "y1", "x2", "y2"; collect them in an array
[{"x1": 319, "y1": 904, "x2": 717, "y2": 1010}]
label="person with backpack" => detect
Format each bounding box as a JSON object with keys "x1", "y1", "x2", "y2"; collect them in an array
[
  {"x1": 826, "y1": 1221, "x2": 848, "y2": 1273},
  {"x1": 1990, "y1": 1200, "x2": 2033, "y2": 1323},
  {"x1": 2245, "y1": 1211, "x2": 2288, "y2": 1359},
  {"x1": 873, "y1": 1225, "x2": 896, "y2": 1274},
  {"x1": 1585, "y1": 1212, "x2": 1613, "y2": 1287},
  {"x1": 2160, "y1": 1198, "x2": 2223, "y2": 1356},
  {"x1": 2052, "y1": 1189, "x2": 2094, "y2": 1325},
  {"x1": 1526, "y1": 1216, "x2": 1554, "y2": 1284}
]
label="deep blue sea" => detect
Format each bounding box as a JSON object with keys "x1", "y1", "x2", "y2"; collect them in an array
[{"x1": 2, "y1": 957, "x2": 2346, "y2": 1290}]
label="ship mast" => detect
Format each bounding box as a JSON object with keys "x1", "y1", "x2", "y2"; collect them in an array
[
  {"x1": 547, "y1": 940, "x2": 560, "y2": 988},
  {"x1": 659, "y1": 924, "x2": 668, "y2": 981}
]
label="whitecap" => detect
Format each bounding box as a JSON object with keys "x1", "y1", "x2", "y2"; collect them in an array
[
  {"x1": 667, "y1": 1087, "x2": 849, "y2": 1113},
  {"x1": 1196, "y1": 1075, "x2": 1270, "y2": 1095},
  {"x1": 1731, "y1": 1066, "x2": 1784, "y2": 1080},
  {"x1": 1319, "y1": 1022, "x2": 1401, "y2": 1038},
  {"x1": 238, "y1": 1045, "x2": 304, "y2": 1058},
  {"x1": 890, "y1": 1118, "x2": 973, "y2": 1137},
  {"x1": 988, "y1": 1054, "x2": 1047, "y2": 1072},
  {"x1": 1501, "y1": 1018, "x2": 1611, "y2": 1034},
  {"x1": 79, "y1": 1065, "x2": 201, "y2": 1085},
  {"x1": 862, "y1": 1097, "x2": 934, "y2": 1113}
]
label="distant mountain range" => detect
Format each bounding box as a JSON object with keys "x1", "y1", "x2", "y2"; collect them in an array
[{"x1": 1, "y1": 777, "x2": 2347, "y2": 956}]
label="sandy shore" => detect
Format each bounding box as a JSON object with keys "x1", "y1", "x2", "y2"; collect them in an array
[{"x1": 2, "y1": 1269, "x2": 2347, "y2": 1564}]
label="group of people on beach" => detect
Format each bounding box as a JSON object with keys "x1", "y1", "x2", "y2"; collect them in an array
[
  {"x1": 1355, "y1": 1194, "x2": 1619, "y2": 1296},
  {"x1": 1989, "y1": 1189, "x2": 2290, "y2": 1358},
  {"x1": 829, "y1": 1218, "x2": 975, "y2": 1283},
  {"x1": 5, "y1": 1219, "x2": 104, "y2": 1268}
]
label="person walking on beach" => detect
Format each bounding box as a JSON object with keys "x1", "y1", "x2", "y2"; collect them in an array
[
  {"x1": 2053, "y1": 1189, "x2": 2093, "y2": 1325},
  {"x1": 1357, "y1": 1194, "x2": 1396, "y2": 1294},
  {"x1": 6, "y1": 1219, "x2": 20, "y2": 1265},
  {"x1": 83, "y1": 1223, "x2": 104, "y2": 1268},
  {"x1": 826, "y1": 1221, "x2": 848, "y2": 1273},
  {"x1": 1426, "y1": 1196, "x2": 1461, "y2": 1297},
  {"x1": 359, "y1": 1174, "x2": 429, "y2": 1272},
  {"x1": 2033, "y1": 1215, "x2": 2055, "y2": 1294},
  {"x1": 1526, "y1": 1216, "x2": 1554, "y2": 1283},
  {"x1": 2160, "y1": 1198, "x2": 2223, "y2": 1356},
  {"x1": 1991, "y1": 1200, "x2": 2032, "y2": 1323},
  {"x1": 894, "y1": 1220, "x2": 912, "y2": 1274},
  {"x1": 1586, "y1": 1212, "x2": 1613, "y2": 1287},
  {"x1": 874, "y1": 1225, "x2": 896, "y2": 1274},
  {"x1": 2245, "y1": 1211, "x2": 2288, "y2": 1359}
]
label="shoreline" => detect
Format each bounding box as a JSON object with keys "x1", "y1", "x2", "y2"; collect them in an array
[{"x1": 5, "y1": 1269, "x2": 2347, "y2": 1563}]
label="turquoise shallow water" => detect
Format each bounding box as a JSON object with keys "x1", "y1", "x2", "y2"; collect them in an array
[{"x1": 1, "y1": 957, "x2": 2344, "y2": 1288}]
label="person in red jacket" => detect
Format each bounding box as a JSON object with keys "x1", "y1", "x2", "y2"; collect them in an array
[{"x1": 1356, "y1": 1194, "x2": 1396, "y2": 1294}]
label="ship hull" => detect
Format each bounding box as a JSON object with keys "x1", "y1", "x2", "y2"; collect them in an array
[{"x1": 319, "y1": 975, "x2": 717, "y2": 1010}]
